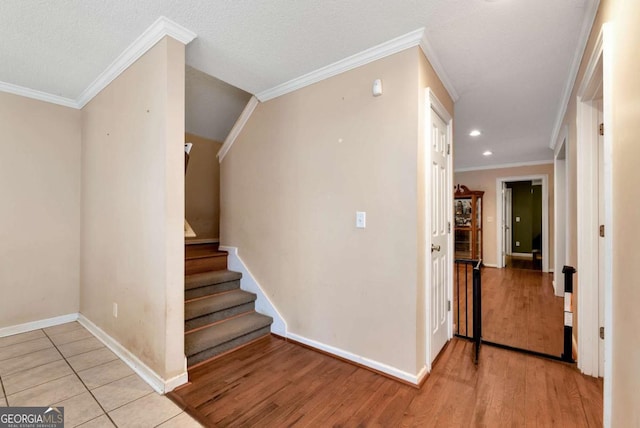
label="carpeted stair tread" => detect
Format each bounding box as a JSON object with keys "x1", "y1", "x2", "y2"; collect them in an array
[
  {"x1": 185, "y1": 290, "x2": 256, "y2": 321},
  {"x1": 185, "y1": 312, "x2": 273, "y2": 357},
  {"x1": 185, "y1": 270, "x2": 242, "y2": 290}
]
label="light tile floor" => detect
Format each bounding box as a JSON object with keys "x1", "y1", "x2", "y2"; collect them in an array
[{"x1": 0, "y1": 322, "x2": 202, "y2": 428}]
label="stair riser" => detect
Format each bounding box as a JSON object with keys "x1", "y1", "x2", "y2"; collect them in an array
[
  {"x1": 185, "y1": 243, "x2": 219, "y2": 255},
  {"x1": 185, "y1": 303, "x2": 255, "y2": 331},
  {"x1": 185, "y1": 255, "x2": 228, "y2": 275},
  {"x1": 187, "y1": 326, "x2": 271, "y2": 366},
  {"x1": 185, "y1": 280, "x2": 240, "y2": 300}
]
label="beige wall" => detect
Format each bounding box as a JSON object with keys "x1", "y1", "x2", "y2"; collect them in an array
[
  {"x1": 80, "y1": 37, "x2": 185, "y2": 379},
  {"x1": 221, "y1": 47, "x2": 452, "y2": 375},
  {"x1": 0, "y1": 92, "x2": 81, "y2": 328},
  {"x1": 455, "y1": 163, "x2": 555, "y2": 269},
  {"x1": 609, "y1": 0, "x2": 640, "y2": 423},
  {"x1": 185, "y1": 132, "x2": 222, "y2": 239}
]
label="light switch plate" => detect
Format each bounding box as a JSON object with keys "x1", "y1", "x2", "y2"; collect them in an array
[{"x1": 356, "y1": 211, "x2": 366, "y2": 228}]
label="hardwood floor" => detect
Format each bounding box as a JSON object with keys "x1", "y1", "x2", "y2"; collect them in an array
[
  {"x1": 454, "y1": 265, "x2": 563, "y2": 356},
  {"x1": 169, "y1": 335, "x2": 602, "y2": 427},
  {"x1": 481, "y1": 267, "x2": 563, "y2": 356},
  {"x1": 505, "y1": 255, "x2": 539, "y2": 271}
]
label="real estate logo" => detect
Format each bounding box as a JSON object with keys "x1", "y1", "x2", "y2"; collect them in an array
[{"x1": 0, "y1": 407, "x2": 64, "y2": 428}]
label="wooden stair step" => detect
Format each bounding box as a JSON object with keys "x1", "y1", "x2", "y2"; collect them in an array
[
  {"x1": 185, "y1": 253, "x2": 228, "y2": 275},
  {"x1": 185, "y1": 270, "x2": 242, "y2": 300},
  {"x1": 186, "y1": 270, "x2": 242, "y2": 290},
  {"x1": 185, "y1": 245, "x2": 224, "y2": 260},
  {"x1": 185, "y1": 312, "x2": 273, "y2": 366},
  {"x1": 185, "y1": 290, "x2": 257, "y2": 331}
]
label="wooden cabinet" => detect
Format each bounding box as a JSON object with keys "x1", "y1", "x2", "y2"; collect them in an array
[{"x1": 454, "y1": 185, "x2": 484, "y2": 260}]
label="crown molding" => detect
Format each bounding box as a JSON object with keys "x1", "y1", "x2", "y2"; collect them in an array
[
  {"x1": 217, "y1": 95, "x2": 259, "y2": 162},
  {"x1": 256, "y1": 27, "x2": 452, "y2": 102},
  {"x1": 455, "y1": 159, "x2": 553, "y2": 173},
  {"x1": 76, "y1": 16, "x2": 196, "y2": 108},
  {"x1": 1, "y1": 17, "x2": 196, "y2": 110},
  {"x1": 0, "y1": 81, "x2": 79, "y2": 108},
  {"x1": 549, "y1": 0, "x2": 600, "y2": 150},
  {"x1": 419, "y1": 34, "x2": 459, "y2": 102}
]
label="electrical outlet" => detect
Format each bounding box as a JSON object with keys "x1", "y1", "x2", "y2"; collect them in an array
[
  {"x1": 356, "y1": 211, "x2": 366, "y2": 228},
  {"x1": 515, "y1": 241, "x2": 520, "y2": 247},
  {"x1": 113, "y1": 303, "x2": 118, "y2": 318},
  {"x1": 515, "y1": 216, "x2": 521, "y2": 222}
]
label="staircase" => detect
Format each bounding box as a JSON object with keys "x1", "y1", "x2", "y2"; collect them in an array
[{"x1": 185, "y1": 242, "x2": 273, "y2": 367}]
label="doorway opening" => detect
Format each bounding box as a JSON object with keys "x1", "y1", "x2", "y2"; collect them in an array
[
  {"x1": 502, "y1": 180, "x2": 544, "y2": 271},
  {"x1": 496, "y1": 175, "x2": 549, "y2": 272}
]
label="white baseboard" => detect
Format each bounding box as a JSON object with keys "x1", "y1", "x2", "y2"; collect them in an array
[
  {"x1": 78, "y1": 315, "x2": 187, "y2": 394},
  {"x1": 287, "y1": 332, "x2": 424, "y2": 385},
  {"x1": 482, "y1": 263, "x2": 498, "y2": 268},
  {"x1": 219, "y1": 246, "x2": 287, "y2": 336},
  {"x1": 416, "y1": 365, "x2": 429, "y2": 385},
  {"x1": 553, "y1": 278, "x2": 564, "y2": 297},
  {"x1": 220, "y1": 246, "x2": 424, "y2": 385},
  {"x1": 0, "y1": 313, "x2": 79, "y2": 337}
]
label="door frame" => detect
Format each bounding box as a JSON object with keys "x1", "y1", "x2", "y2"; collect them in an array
[
  {"x1": 504, "y1": 188, "x2": 513, "y2": 256},
  {"x1": 575, "y1": 25, "x2": 612, "y2": 404},
  {"x1": 424, "y1": 88, "x2": 453, "y2": 370},
  {"x1": 553, "y1": 126, "x2": 568, "y2": 296},
  {"x1": 495, "y1": 175, "x2": 549, "y2": 272}
]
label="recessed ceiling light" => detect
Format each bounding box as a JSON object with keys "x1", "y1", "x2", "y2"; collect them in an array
[
  {"x1": 469, "y1": 130, "x2": 482, "y2": 137},
  {"x1": 483, "y1": 150, "x2": 493, "y2": 156}
]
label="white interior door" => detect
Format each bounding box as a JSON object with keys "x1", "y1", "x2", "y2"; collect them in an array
[{"x1": 430, "y1": 108, "x2": 450, "y2": 363}]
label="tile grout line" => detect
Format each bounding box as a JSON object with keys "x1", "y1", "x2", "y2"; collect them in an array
[
  {"x1": 3, "y1": 324, "x2": 186, "y2": 427},
  {"x1": 74, "y1": 355, "x2": 123, "y2": 376},
  {"x1": 42, "y1": 328, "x2": 120, "y2": 428},
  {"x1": 0, "y1": 334, "x2": 50, "y2": 351},
  {"x1": 0, "y1": 348, "x2": 65, "y2": 379},
  {"x1": 0, "y1": 370, "x2": 7, "y2": 405}
]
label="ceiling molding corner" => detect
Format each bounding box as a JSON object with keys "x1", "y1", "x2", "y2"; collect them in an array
[
  {"x1": 548, "y1": 0, "x2": 601, "y2": 149},
  {"x1": 0, "y1": 81, "x2": 79, "y2": 109},
  {"x1": 76, "y1": 16, "x2": 196, "y2": 108},
  {"x1": 256, "y1": 28, "x2": 427, "y2": 102},
  {"x1": 419, "y1": 34, "x2": 459, "y2": 103}
]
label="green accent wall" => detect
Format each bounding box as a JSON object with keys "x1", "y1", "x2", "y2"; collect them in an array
[{"x1": 507, "y1": 181, "x2": 542, "y2": 253}]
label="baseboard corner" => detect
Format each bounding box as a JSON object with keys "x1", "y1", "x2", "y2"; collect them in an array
[{"x1": 78, "y1": 314, "x2": 188, "y2": 394}]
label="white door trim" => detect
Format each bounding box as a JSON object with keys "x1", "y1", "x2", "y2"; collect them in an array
[
  {"x1": 495, "y1": 175, "x2": 549, "y2": 272},
  {"x1": 553, "y1": 126, "x2": 568, "y2": 296},
  {"x1": 424, "y1": 88, "x2": 453, "y2": 371},
  {"x1": 575, "y1": 23, "x2": 612, "y2": 426}
]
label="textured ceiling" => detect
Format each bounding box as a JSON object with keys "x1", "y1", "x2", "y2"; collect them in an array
[{"x1": 0, "y1": 0, "x2": 594, "y2": 168}]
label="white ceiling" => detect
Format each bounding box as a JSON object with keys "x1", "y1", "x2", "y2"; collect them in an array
[{"x1": 0, "y1": 0, "x2": 595, "y2": 168}]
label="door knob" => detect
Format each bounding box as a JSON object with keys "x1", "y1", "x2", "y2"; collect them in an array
[{"x1": 431, "y1": 244, "x2": 441, "y2": 253}]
